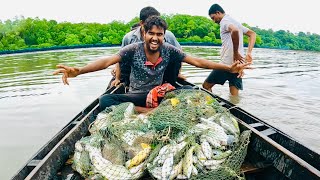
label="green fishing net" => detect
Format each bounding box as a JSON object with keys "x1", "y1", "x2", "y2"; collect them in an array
[{"x1": 72, "y1": 89, "x2": 251, "y2": 180}]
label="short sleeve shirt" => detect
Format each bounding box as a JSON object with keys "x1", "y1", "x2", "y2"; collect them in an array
[
  {"x1": 120, "y1": 27, "x2": 181, "y2": 86},
  {"x1": 117, "y1": 42, "x2": 186, "y2": 93},
  {"x1": 220, "y1": 15, "x2": 249, "y2": 65}
]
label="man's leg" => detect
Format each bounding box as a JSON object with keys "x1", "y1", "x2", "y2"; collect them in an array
[
  {"x1": 202, "y1": 70, "x2": 226, "y2": 92},
  {"x1": 202, "y1": 81, "x2": 215, "y2": 92},
  {"x1": 99, "y1": 92, "x2": 148, "y2": 112},
  {"x1": 229, "y1": 86, "x2": 239, "y2": 96},
  {"x1": 228, "y1": 74, "x2": 243, "y2": 96}
]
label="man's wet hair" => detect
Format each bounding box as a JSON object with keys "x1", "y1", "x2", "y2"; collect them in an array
[
  {"x1": 208, "y1": 4, "x2": 225, "y2": 15},
  {"x1": 140, "y1": 6, "x2": 160, "y2": 22},
  {"x1": 143, "y1": 16, "x2": 168, "y2": 34}
]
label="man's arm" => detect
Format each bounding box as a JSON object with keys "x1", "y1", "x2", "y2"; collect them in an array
[
  {"x1": 182, "y1": 55, "x2": 252, "y2": 78},
  {"x1": 183, "y1": 55, "x2": 231, "y2": 71},
  {"x1": 53, "y1": 55, "x2": 121, "y2": 85},
  {"x1": 245, "y1": 29, "x2": 256, "y2": 63},
  {"x1": 228, "y1": 24, "x2": 245, "y2": 63},
  {"x1": 111, "y1": 63, "x2": 121, "y2": 86},
  {"x1": 109, "y1": 32, "x2": 131, "y2": 86}
]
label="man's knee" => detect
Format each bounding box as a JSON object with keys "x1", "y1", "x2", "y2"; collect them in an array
[
  {"x1": 202, "y1": 81, "x2": 213, "y2": 90},
  {"x1": 99, "y1": 94, "x2": 118, "y2": 111}
]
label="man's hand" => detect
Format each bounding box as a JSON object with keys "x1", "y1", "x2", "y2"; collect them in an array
[
  {"x1": 111, "y1": 79, "x2": 121, "y2": 87},
  {"x1": 234, "y1": 52, "x2": 246, "y2": 64},
  {"x1": 245, "y1": 53, "x2": 253, "y2": 63},
  {"x1": 53, "y1": 65, "x2": 80, "y2": 85},
  {"x1": 230, "y1": 61, "x2": 252, "y2": 78}
]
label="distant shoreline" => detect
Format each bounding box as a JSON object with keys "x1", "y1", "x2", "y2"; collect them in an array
[
  {"x1": 0, "y1": 42, "x2": 222, "y2": 55},
  {"x1": 0, "y1": 42, "x2": 299, "y2": 56}
]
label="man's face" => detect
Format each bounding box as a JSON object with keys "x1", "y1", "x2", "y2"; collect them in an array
[
  {"x1": 210, "y1": 12, "x2": 221, "y2": 24},
  {"x1": 144, "y1": 25, "x2": 165, "y2": 53}
]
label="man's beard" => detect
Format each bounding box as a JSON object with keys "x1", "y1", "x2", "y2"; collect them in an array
[{"x1": 146, "y1": 42, "x2": 160, "y2": 53}]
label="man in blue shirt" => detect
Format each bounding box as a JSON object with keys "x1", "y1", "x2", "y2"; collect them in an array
[{"x1": 54, "y1": 16, "x2": 251, "y2": 113}]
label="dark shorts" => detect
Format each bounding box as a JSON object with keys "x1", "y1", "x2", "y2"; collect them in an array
[{"x1": 205, "y1": 70, "x2": 243, "y2": 90}]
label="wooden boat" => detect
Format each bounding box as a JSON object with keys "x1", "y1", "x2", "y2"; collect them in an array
[{"x1": 12, "y1": 80, "x2": 320, "y2": 180}]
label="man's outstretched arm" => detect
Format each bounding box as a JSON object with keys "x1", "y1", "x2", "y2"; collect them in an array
[
  {"x1": 182, "y1": 55, "x2": 252, "y2": 78},
  {"x1": 53, "y1": 54, "x2": 121, "y2": 85}
]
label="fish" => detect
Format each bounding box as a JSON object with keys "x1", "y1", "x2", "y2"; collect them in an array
[
  {"x1": 182, "y1": 146, "x2": 195, "y2": 178},
  {"x1": 170, "y1": 98, "x2": 180, "y2": 107},
  {"x1": 203, "y1": 159, "x2": 225, "y2": 170},
  {"x1": 130, "y1": 162, "x2": 146, "y2": 179},
  {"x1": 191, "y1": 165, "x2": 198, "y2": 176},
  {"x1": 212, "y1": 150, "x2": 232, "y2": 160},
  {"x1": 162, "y1": 154, "x2": 174, "y2": 180},
  {"x1": 148, "y1": 166, "x2": 162, "y2": 180},
  {"x1": 124, "y1": 103, "x2": 135, "y2": 118},
  {"x1": 176, "y1": 132, "x2": 187, "y2": 143},
  {"x1": 204, "y1": 134, "x2": 222, "y2": 149},
  {"x1": 126, "y1": 143, "x2": 151, "y2": 169},
  {"x1": 200, "y1": 138, "x2": 213, "y2": 160},
  {"x1": 157, "y1": 143, "x2": 178, "y2": 165},
  {"x1": 176, "y1": 174, "x2": 188, "y2": 179},
  {"x1": 169, "y1": 160, "x2": 183, "y2": 180},
  {"x1": 129, "y1": 161, "x2": 146, "y2": 174},
  {"x1": 87, "y1": 145, "x2": 133, "y2": 180},
  {"x1": 215, "y1": 113, "x2": 240, "y2": 136},
  {"x1": 75, "y1": 141, "x2": 84, "y2": 152},
  {"x1": 195, "y1": 147, "x2": 207, "y2": 163}
]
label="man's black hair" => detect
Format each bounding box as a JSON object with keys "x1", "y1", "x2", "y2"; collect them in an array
[
  {"x1": 208, "y1": 4, "x2": 225, "y2": 15},
  {"x1": 140, "y1": 6, "x2": 160, "y2": 22},
  {"x1": 143, "y1": 16, "x2": 167, "y2": 34}
]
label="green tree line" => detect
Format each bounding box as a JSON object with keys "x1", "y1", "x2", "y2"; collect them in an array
[{"x1": 0, "y1": 14, "x2": 319, "y2": 52}]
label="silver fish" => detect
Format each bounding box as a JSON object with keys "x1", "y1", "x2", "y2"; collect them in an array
[
  {"x1": 169, "y1": 160, "x2": 183, "y2": 180},
  {"x1": 162, "y1": 154, "x2": 174, "y2": 180},
  {"x1": 182, "y1": 146, "x2": 195, "y2": 179}
]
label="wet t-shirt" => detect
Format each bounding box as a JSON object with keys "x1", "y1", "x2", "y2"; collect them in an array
[{"x1": 117, "y1": 42, "x2": 186, "y2": 93}]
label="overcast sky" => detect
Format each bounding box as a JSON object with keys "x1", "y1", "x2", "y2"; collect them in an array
[{"x1": 1, "y1": 0, "x2": 318, "y2": 34}]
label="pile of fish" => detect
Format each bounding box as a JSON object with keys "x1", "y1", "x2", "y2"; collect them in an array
[{"x1": 72, "y1": 90, "x2": 249, "y2": 180}]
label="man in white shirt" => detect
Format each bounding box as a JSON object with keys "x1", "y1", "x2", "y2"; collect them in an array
[{"x1": 202, "y1": 4, "x2": 256, "y2": 96}]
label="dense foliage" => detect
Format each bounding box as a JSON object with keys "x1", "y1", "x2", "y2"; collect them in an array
[{"x1": 0, "y1": 14, "x2": 319, "y2": 52}]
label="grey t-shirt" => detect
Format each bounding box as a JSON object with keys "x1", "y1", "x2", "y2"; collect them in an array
[
  {"x1": 220, "y1": 14, "x2": 249, "y2": 65},
  {"x1": 117, "y1": 42, "x2": 186, "y2": 93},
  {"x1": 121, "y1": 26, "x2": 181, "y2": 49}
]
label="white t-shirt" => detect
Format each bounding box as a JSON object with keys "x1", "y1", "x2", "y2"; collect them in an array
[{"x1": 220, "y1": 14, "x2": 249, "y2": 65}]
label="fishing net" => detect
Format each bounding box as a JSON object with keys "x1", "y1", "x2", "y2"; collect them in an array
[
  {"x1": 191, "y1": 130, "x2": 251, "y2": 180},
  {"x1": 72, "y1": 89, "x2": 251, "y2": 180},
  {"x1": 148, "y1": 89, "x2": 223, "y2": 138}
]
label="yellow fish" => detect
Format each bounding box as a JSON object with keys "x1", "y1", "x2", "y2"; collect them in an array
[
  {"x1": 126, "y1": 143, "x2": 151, "y2": 169},
  {"x1": 170, "y1": 98, "x2": 180, "y2": 107}
]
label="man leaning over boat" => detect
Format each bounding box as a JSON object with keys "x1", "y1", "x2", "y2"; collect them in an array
[{"x1": 53, "y1": 16, "x2": 251, "y2": 114}]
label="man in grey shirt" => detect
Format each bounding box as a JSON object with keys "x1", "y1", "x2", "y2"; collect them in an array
[{"x1": 109, "y1": 6, "x2": 182, "y2": 88}]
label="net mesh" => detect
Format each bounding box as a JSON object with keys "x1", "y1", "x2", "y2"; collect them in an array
[{"x1": 72, "y1": 89, "x2": 251, "y2": 179}]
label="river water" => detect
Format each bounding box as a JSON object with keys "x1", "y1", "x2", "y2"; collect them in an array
[{"x1": 0, "y1": 46, "x2": 319, "y2": 179}]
